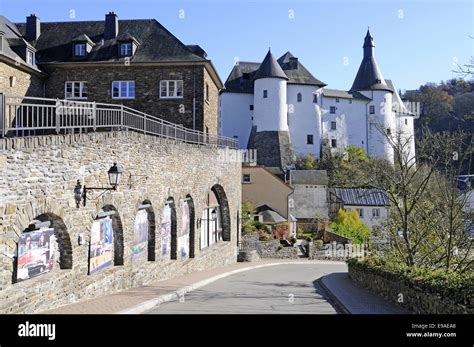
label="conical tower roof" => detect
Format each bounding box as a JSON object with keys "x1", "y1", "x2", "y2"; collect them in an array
[
  {"x1": 253, "y1": 49, "x2": 288, "y2": 81},
  {"x1": 350, "y1": 29, "x2": 392, "y2": 92}
]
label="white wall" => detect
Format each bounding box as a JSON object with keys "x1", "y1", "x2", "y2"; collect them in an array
[
  {"x1": 253, "y1": 78, "x2": 288, "y2": 131},
  {"x1": 290, "y1": 185, "x2": 328, "y2": 219},
  {"x1": 219, "y1": 92, "x2": 254, "y2": 149},
  {"x1": 346, "y1": 205, "x2": 389, "y2": 230},
  {"x1": 287, "y1": 85, "x2": 322, "y2": 158}
]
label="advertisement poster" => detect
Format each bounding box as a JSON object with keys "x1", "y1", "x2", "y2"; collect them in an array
[
  {"x1": 133, "y1": 210, "x2": 149, "y2": 259},
  {"x1": 17, "y1": 228, "x2": 56, "y2": 282},
  {"x1": 161, "y1": 205, "x2": 171, "y2": 256},
  {"x1": 89, "y1": 217, "x2": 113, "y2": 274},
  {"x1": 178, "y1": 201, "x2": 190, "y2": 259}
]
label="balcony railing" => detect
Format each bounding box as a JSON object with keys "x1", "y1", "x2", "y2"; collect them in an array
[{"x1": 0, "y1": 95, "x2": 239, "y2": 149}]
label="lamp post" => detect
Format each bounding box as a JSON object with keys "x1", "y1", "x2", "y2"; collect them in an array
[{"x1": 75, "y1": 163, "x2": 123, "y2": 207}]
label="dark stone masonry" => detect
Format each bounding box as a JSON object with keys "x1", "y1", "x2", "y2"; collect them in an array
[{"x1": 0, "y1": 131, "x2": 241, "y2": 313}]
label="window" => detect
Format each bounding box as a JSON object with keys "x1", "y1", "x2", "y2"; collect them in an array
[
  {"x1": 26, "y1": 50, "x2": 34, "y2": 65},
  {"x1": 263, "y1": 90, "x2": 268, "y2": 98},
  {"x1": 330, "y1": 106, "x2": 336, "y2": 114},
  {"x1": 372, "y1": 208, "x2": 380, "y2": 218},
  {"x1": 331, "y1": 139, "x2": 337, "y2": 148},
  {"x1": 405, "y1": 119, "x2": 408, "y2": 125},
  {"x1": 233, "y1": 135, "x2": 238, "y2": 139},
  {"x1": 242, "y1": 174, "x2": 251, "y2": 183},
  {"x1": 205, "y1": 83, "x2": 209, "y2": 101},
  {"x1": 74, "y1": 43, "x2": 86, "y2": 57},
  {"x1": 297, "y1": 93, "x2": 302, "y2": 102},
  {"x1": 160, "y1": 80, "x2": 183, "y2": 98},
  {"x1": 200, "y1": 190, "x2": 222, "y2": 249},
  {"x1": 336, "y1": 98, "x2": 340, "y2": 103},
  {"x1": 370, "y1": 105, "x2": 375, "y2": 114},
  {"x1": 112, "y1": 81, "x2": 135, "y2": 99},
  {"x1": 307, "y1": 134, "x2": 314, "y2": 145},
  {"x1": 386, "y1": 128, "x2": 391, "y2": 135},
  {"x1": 349, "y1": 100, "x2": 352, "y2": 104},
  {"x1": 313, "y1": 94, "x2": 318, "y2": 103},
  {"x1": 120, "y1": 43, "x2": 133, "y2": 56},
  {"x1": 65, "y1": 81, "x2": 88, "y2": 99},
  {"x1": 331, "y1": 121, "x2": 337, "y2": 130},
  {"x1": 356, "y1": 208, "x2": 364, "y2": 218},
  {"x1": 249, "y1": 105, "x2": 254, "y2": 111}
]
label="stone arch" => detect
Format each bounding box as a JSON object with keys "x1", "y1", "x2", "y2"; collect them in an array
[
  {"x1": 141, "y1": 199, "x2": 156, "y2": 262},
  {"x1": 12, "y1": 212, "x2": 72, "y2": 284},
  {"x1": 211, "y1": 184, "x2": 231, "y2": 242},
  {"x1": 166, "y1": 197, "x2": 178, "y2": 260},
  {"x1": 100, "y1": 205, "x2": 124, "y2": 266},
  {"x1": 186, "y1": 194, "x2": 196, "y2": 258}
]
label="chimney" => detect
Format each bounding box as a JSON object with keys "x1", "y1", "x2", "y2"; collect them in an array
[
  {"x1": 104, "y1": 12, "x2": 119, "y2": 40},
  {"x1": 25, "y1": 14, "x2": 41, "y2": 41}
]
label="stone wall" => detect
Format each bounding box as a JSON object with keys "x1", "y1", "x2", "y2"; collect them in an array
[
  {"x1": 41, "y1": 64, "x2": 218, "y2": 134},
  {"x1": 348, "y1": 262, "x2": 473, "y2": 314},
  {"x1": 259, "y1": 240, "x2": 298, "y2": 259},
  {"x1": 0, "y1": 130, "x2": 241, "y2": 313},
  {"x1": 0, "y1": 62, "x2": 45, "y2": 98}
]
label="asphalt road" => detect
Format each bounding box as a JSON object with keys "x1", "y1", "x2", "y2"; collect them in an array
[{"x1": 145, "y1": 263, "x2": 347, "y2": 314}]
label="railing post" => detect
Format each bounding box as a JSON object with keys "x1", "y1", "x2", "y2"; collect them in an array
[
  {"x1": 120, "y1": 104, "x2": 124, "y2": 129},
  {"x1": 144, "y1": 112, "x2": 147, "y2": 135},
  {"x1": 55, "y1": 99, "x2": 61, "y2": 134},
  {"x1": 93, "y1": 101, "x2": 97, "y2": 131}
]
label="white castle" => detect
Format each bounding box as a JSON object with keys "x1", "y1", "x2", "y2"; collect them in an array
[{"x1": 219, "y1": 30, "x2": 416, "y2": 169}]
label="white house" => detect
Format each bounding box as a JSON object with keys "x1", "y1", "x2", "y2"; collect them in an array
[{"x1": 219, "y1": 30, "x2": 416, "y2": 167}]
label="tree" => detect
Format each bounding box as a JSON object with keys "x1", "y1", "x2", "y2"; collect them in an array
[
  {"x1": 295, "y1": 154, "x2": 315, "y2": 170},
  {"x1": 241, "y1": 200, "x2": 255, "y2": 234},
  {"x1": 331, "y1": 208, "x2": 371, "y2": 245}
]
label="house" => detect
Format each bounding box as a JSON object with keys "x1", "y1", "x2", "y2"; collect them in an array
[
  {"x1": 288, "y1": 170, "x2": 329, "y2": 228},
  {"x1": 330, "y1": 188, "x2": 390, "y2": 229},
  {"x1": 219, "y1": 30, "x2": 416, "y2": 170},
  {"x1": 0, "y1": 12, "x2": 222, "y2": 134},
  {"x1": 241, "y1": 165, "x2": 296, "y2": 234}
]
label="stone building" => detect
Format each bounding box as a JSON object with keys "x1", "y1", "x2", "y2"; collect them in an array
[{"x1": 0, "y1": 12, "x2": 221, "y2": 134}]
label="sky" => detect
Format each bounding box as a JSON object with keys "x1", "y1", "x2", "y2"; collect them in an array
[{"x1": 1, "y1": 0, "x2": 472, "y2": 91}]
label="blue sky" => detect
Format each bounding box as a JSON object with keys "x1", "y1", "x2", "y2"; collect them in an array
[{"x1": 1, "y1": 0, "x2": 472, "y2": 90}]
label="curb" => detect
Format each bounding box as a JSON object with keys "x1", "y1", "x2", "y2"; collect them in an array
[
  {"x1": 117, "y1": 260, "x2": 345, "y2": 314},
  {"x1": 317, "y1": 276, "x2": 351, "y2": 314}
]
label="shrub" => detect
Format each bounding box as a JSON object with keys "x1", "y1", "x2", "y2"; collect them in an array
[
  {"x1": 259, "y1": 234, "x2": 274, "y2": 241},
  {"x1": 314, "y1": 239, "x2": 324, "y2": 250},
  {"x1": 331, "y1": 209, "x2": 371, "y2": 244}
]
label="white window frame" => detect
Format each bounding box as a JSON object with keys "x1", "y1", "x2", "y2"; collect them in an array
[
  {"x1": 372, "y1": 208, "x2": 380, "y2": 218},
  {"x1": 74, "y1": 43, "x2": 86, "y2": 57},
  {"x1": 64, "y1": 81, "x2": 88, "y2": 99},
  {"x1": 356, "y1": 208, "x2": 364, "y2": 219},
  {"x1": 112, "y1": 81, "x2": 135, "y2": 99},
  {"x1": 330, "y1": 106, "x2": 336, "y2": 114},
  {"x1": 331, "y1": 121, "x2": 337, "y2": 130},
  {"x1": 160, "y1": 80, "x2": 183, "y2": 99},
  {"x1": 26, "y1": 50, "x2": 34, "y2": 65},
  {"x1": 120, "y1": 43, "x2": 133, "y2": 57},
  {"x1": 370, "y1": 105, "x2": 375, "y2": 114}
]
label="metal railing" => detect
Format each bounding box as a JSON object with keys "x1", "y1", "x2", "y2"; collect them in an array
[
  {"x1": 238, "y1": 240, "x2": 262, "y2": 256},
  {"x1": 0, "y1": 95, "x2": 239, "y2": 149}
]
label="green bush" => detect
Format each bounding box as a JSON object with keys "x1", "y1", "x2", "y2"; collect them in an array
[
  {"x1": 331, "y1": 209, "x2": 371, "y2": 244},
  {"x1": 259, "y1": 234, "x2": 274, "y2": 241},
  {"x1": 313, "y1": 239, "x2": 324, "y2": 250},
  {"x1": 253, "y1": 221, "x2": 270, "y2": 233},
  {"x1": 348, "y1": 256, "x2": 474, "y2": 307}
]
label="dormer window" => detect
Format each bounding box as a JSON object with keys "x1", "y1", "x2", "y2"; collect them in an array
[
  {"x1": 26, "y1": 50, "x2": 34, "y2": 65},
  {"x1": 120, "y1": 43, "x2": 132, "y2": 56},
  {"x1": 74, "y1": 43, "x2": 86, "y2": 57}
]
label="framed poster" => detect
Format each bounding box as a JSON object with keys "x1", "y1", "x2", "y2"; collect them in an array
[
  {"x1": 89, "y1": 217, "x2": 114, "y2": 274},
  {"x1": 133, "y1": 209, "x2": 149, "y2": 259},
  {"x1": 178, "y1": 201, "x2": 190, "y2": 260},
  {"x1": 17, "y1": 228, "x2": 56, "y2": 282},
  {"x1": 161, "y1": 205, "x2": 171, "y2": 256}
]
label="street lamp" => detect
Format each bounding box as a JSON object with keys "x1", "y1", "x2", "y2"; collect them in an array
[{"x1": 75, "y1": 163, "x2": 123, "y2": 207}]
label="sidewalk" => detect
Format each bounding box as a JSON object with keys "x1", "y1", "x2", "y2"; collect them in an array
[
  {"x1": 43, "y1": 259, "x2": 339, "y2": 314},
  {"x1": 320, "y1": 272, "x2": 410, "y2": 314}
]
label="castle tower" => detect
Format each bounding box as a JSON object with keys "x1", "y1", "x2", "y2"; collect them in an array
[
  {"x1": 247, "y1": 49, "x2": 296, "y2": 170},
  {"x1": 351, "y1": 29, "x2": 395, "y2": 163}
]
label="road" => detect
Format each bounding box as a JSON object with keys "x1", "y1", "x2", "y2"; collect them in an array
[{"x1": 145, "y1": 263, "x2": 347, "y2": 314}]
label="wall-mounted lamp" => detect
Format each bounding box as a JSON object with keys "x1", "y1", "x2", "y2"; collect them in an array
[
  {"x1": 128, "y1": 173, "x2": 148, "y2": 189},
  {"x1": 74, "y1": 163, "x2": 123, "y2": 208}
]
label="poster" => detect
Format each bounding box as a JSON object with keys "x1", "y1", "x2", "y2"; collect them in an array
[
  {"x1": 17, "y1": 228, "x2": 56, "y2": 282},
  {"x1": 133, "y1": 210, "x2": 149, "y2": 259},
  {"x1": 178, "y1": 201, "x2": 190, "y2": 259},
  {"x1": 89, "y1": 217, "x2": 113, "y2": 274},
  {"x1": 161, "y1": 205, "x2": 171, "y2": 256}
]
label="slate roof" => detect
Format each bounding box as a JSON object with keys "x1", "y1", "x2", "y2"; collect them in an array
[
  {"x1": 255, "y1": 205, "x2": 287, "y2": 224},
  {"x1": 334, "y1": 188, "x2": 390, "y2": 206},
  {"x1": 322, "y1": 88, "x2": 371, "y2": 100},
  {"x1": 0, "y1": 15, "x2": 41, "y2": 71},
  {"x1": 350, "y1": 30, "x2": 392, "y2": 93},
  {"x1": 15, "y1": 19, "x2": 207, "y2": 64},
  {"x1": 222, "y1": 51, "x2": 325, "y2": 93},
  {"x1": 289, "y1": 170, "x2": 328, "y2": 186},
  {"x1": 253, "y1": 50, "x2": 288, "y2": 81}
]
